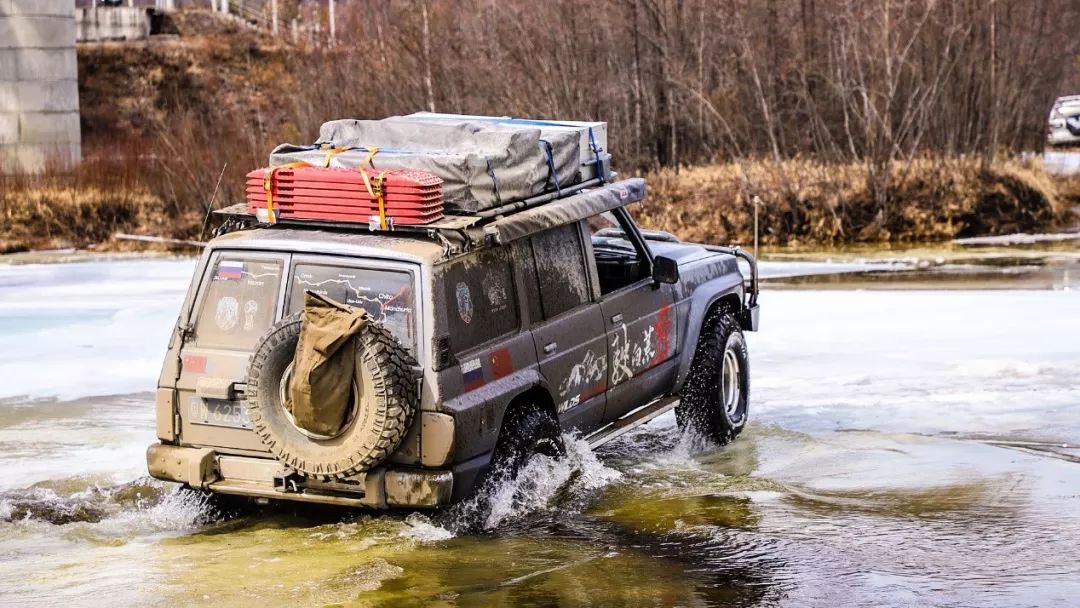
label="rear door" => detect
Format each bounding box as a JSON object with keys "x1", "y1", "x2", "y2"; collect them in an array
[
  {"x1": 523, "y1": 223, "x2": 608, "y2": 432},
  {"x1": 176, "y1": 251, "x2": 289, "y2": 451}
]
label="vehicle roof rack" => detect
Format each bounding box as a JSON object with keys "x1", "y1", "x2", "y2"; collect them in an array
[{"x1": 214, "y1": 176, "x2": 645, "y2": 256}]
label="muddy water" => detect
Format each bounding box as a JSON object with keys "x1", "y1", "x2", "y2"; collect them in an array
[{"x1": 1, "y1": 254, "x2": 1079, "y2": 607}]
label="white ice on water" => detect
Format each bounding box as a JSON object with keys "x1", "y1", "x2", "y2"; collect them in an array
[
  {"x1": 0, "y1": 260, "x2": 196, "y2": 400},
  {"x1": 747, "y1": 288, "x2": 1080, "y2": 442}
]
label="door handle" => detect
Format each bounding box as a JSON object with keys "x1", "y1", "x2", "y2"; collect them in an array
[
  {"x1": 543, "y1": 342, "x2": 558, "y2": 355},
  {"x1": 610, "y1": 313, "x2": 624, "y2": 324}
]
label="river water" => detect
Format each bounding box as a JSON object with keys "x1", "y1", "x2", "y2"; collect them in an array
[{"x1": 0, "y1": 250, "x2": 1078, "y2": 607}]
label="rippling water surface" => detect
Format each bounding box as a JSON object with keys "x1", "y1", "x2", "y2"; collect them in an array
[{"x1": 0, "y1": 254, "x2": 1078, "y2": 607}]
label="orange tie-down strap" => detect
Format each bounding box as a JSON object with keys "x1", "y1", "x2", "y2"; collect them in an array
[
  {"x1": 263, "y1": 146, "x2": 382, "y2": 226},
  {"x1": 262, "y1": 161, "x2": 311, "y2": 224},
  {"x1": 321, "y1": 145, "x2": 388, "y2": 230},
  {"x1": 361, "y1": 170, "x2": 390, "y2": 230},
  {"x1": 318, "y1": 144, "x2": 379, "y2": 170},
  {"x1": 350, "y1": 147, "x2": 389, "y2": 230}
]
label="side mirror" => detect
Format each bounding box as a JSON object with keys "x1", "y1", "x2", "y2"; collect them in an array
[{"x1": 652, "y1": 255, "x2": 680, "y2": 284}]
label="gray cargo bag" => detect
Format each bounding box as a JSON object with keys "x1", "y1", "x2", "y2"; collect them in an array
[
  {"x1": 270, "y1": 117, "x2": 581, "y2": 212},
  {"x1": 405, "y1": 112, "x2": 611, "y2": 183}
]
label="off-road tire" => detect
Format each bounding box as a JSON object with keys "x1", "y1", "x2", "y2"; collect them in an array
[
  {"x1": 245, "y1": 313, "x2": 418, "y2": 480},
  {"x1": 488, "y1": 406, "x2": 565, "y2": 483},
  {"x1": 676, "y1": 305, "x2": 750, "y2": 443}
]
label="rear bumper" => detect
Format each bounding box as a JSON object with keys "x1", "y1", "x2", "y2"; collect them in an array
[{"x1": 147, "y1": 443, "x2": 454, "y2": 508}]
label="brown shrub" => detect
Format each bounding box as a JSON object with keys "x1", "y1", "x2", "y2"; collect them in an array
[
  {"x1": 0, "y1": 182, "x2": 163, "y2": 253},
  {"x1": 638, "y1": 158, "x2": 1067, "y2": 247}
]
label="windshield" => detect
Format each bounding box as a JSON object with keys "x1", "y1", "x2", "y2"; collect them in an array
[{"x1": 287, "y1": 263, "x2": 417, "y2": 354}]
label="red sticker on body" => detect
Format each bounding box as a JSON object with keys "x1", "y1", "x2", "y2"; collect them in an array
[
  {"x1": 183, "y1": 355, "x2": 207, "y2": 374},
  {"x1": 652, "y1": 304, "x2": 673, "y2": 365},
  {"x1": 490, "y1": 347, "x2": 513, "y2": 379}
]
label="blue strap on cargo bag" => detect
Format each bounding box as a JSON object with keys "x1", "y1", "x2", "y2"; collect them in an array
[
  {"x1": 485, "y1": 158, "x2": 502, "y2": 205},
  {"x1": 587, "y1": 127, "x2": 605, "y2": 184},
  {"x1": 540, "y1": 139, "x2": 562, "y2": 198}
]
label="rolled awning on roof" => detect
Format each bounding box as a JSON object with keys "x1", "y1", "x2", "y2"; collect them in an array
[{"x1": 484, "y1": 178, "x2": 646, "y2": 245}]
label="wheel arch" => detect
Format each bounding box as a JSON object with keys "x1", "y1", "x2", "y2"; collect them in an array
[
  {"x1": 439, "y1": 369, "x2": 556, "y2": 463},
  {"x1": 673, "y1": 278, "x2": 744, "y2": 394},
  {"x1": 496, "y1": 386, "x2": 559, "y2": 438}
]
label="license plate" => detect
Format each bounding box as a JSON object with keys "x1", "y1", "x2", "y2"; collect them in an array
[{"x1": 188, "y1": 397, "x2": 252, "y2": 430}]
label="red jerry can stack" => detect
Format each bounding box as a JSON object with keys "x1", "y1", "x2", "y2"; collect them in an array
[{"x1": 246, "y1": 166, "x2": 444, "y2": 228}]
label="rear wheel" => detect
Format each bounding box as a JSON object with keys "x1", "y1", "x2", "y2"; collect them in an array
[
  {"x1": 440, "y1": 404, "x2": 564, "y2": 532},
  {"x1": 487, "y1": 405, "x2": 564, "y2": 483},
  {"x1": 676, "y1": 306, "x2": 750, "y2": 443},
  {"x1": 464, "y1": 403, "x2": 565, "y2": 509}
]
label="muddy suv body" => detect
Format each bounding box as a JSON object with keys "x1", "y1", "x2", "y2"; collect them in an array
[{"x1": 147, "y1": 178, "x2": 759, "y2": 508}]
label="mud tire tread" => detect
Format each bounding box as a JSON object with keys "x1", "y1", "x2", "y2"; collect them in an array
[{"x1": 676, "y1": 304, "x2": 750, "y2": 443}]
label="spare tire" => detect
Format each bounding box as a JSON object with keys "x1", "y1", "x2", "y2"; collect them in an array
[{"x1": 245, "y1": 313, "x2": 418, "y2": 480}]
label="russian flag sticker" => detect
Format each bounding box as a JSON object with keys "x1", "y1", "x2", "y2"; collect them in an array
[
  {"x1": 216, "y1": 261, "x2": 245, "y2": 281},
  {"x1": 462, "y1": 357, "x2": 484, "y2": 391}
]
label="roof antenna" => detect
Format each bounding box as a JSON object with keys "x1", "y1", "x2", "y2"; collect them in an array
[
  {"x1": 200, "y1": 163, "x2": 229, "y2": 240},
  {"x1": 752, "y1": 195, "x2": 762, "y2": 260}
]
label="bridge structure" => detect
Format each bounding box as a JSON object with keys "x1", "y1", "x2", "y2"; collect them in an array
[{"x1": 0, "y1": 0, "x2": 80, "y2": 173}]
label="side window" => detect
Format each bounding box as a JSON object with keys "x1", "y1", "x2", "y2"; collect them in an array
[
  {"x1": 586, "y1": 210, "x2": 650, "y2": 295},
  {"x1": 442, "y1": 246, "x2": 519, "y2": 353},
  {"x1": 531, "y1": 223, "x2": 591, "y2": 319},
  {"x1": 509, "y1": 239, "x2": 543, "y2": 324},
  {"x1": 193, "y1": 256, "x2": 282, "y2": 350}
]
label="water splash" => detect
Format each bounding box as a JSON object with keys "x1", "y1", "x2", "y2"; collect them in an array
[
  {"x1": 400, "y1": 512, "x2": 454, "y2": 541},
  {"x1": 440, "y1": 434, "x2": 622, "y2": 533},
  {"x1": 0, "y1": 477, "x2": 216, "y2": 534}
]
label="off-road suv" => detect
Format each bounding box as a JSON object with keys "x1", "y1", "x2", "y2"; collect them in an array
[{"x1": 147, "y1": 178, "x2": 759, "y2": 508}]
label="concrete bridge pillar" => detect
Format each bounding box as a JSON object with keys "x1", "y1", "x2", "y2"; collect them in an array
[{"x1": 0, "y1": 0, "x2": 81, "y2": 173}]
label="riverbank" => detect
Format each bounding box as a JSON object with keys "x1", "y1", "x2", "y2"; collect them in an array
[
  {"x1": 642, "y1": 156, "x2": 1078, "y2": 246},
  {"x1": 2, "y1": 156, "x2": 1076, "y2": 254}
]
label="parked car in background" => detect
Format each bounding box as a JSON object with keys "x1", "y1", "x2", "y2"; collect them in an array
[{"x1": 1047, "y1": 95, "x2": 1080, "y2": 147}]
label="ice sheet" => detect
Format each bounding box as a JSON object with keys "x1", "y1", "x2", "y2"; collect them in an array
[
  {"x1": 0, "y1": 260, "x2": 196, "y2": 400},
  {"x1": 748, "y1": 289, "x2": 1080, "y2": 442}
]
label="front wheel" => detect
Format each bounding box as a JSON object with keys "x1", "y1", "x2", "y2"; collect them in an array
[{"x1": 676, "y1": 307, "x2": 750, "y2": 443}]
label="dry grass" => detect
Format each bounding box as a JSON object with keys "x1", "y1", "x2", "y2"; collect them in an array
[
  {"x1": 0, "y1": 183, "x2": 163, "y2": 253},
  {"x1": 3, "y1": 154, "x2": 1071, "y2": 253},
  {"x1": 639, "y1": 157, "x2": 1072, "y2": 247}
]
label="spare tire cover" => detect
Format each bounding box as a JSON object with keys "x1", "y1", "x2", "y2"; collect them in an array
[{"x1": 245, "y1": 313, "x2": 418, "y2": 480}]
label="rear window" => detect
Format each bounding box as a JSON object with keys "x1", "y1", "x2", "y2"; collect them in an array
[
  {"x1": 287, "y1": 264, "x2": 417, "y2": 353},
  {"x1": 193, "y1": 257, "x2": 283, "y2": 350}
]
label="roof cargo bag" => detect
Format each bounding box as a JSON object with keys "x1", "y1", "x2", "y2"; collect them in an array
[
  {"x1": 404, "y1": 112, "x2": 611, "y2": 184},
  {"x1": 269, "y1": 117, "x2": 581, "y2": 212}
]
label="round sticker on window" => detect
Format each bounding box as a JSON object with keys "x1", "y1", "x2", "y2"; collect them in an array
[
  {"x1": 485, "y1": 276, "x2": 507, "y2": 310},
  {"x1": 215, "y1": 296, "x2": 240, "y2": 331},
  {"x1": 456, "y1": 281, "x2": 474, "y2": 325},
  {"x1": 243, "y1": 299, "x2": 259, "y2": 331}
]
